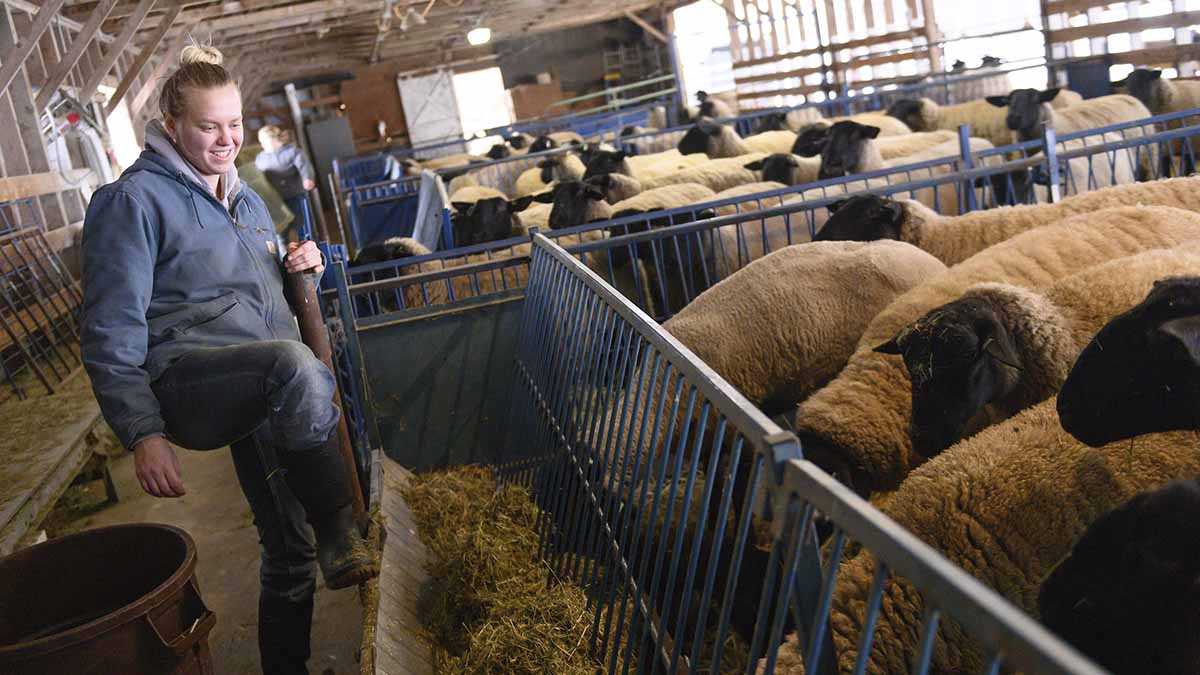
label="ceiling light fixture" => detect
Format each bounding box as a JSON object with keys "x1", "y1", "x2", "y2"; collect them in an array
[{"x1": 466, "y1": 26, "x2": 491, "y2": 45}]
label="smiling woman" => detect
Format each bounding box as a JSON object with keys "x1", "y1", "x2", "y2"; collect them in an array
[{"x1": 159, "y1": 46, "x2": 244, "y2": 197}]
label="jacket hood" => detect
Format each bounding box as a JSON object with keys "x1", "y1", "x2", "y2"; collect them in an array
[{"x1": 143, "y1": 118, "x2": 242, "y2": 206}]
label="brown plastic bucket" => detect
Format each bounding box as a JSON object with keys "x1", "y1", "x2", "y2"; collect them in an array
[{"x1": 0, "y1": 523, "x2": 216, "y2": 674}]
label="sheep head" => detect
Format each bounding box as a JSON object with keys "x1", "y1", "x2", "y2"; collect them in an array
[
  {"x1": 815, "y1": 194, "x2": 905, "y2": 242},
  {"x1": 818, "y1": 120, "x2": 881, "y2": 179},
  {"x1": 1057, "y1": 276, "x2": 1200, "y2": 447},
  {"x1": 874, "y1": 295, "x2": 1023, "y2": 459}
]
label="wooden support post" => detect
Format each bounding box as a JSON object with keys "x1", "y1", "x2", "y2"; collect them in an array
[
  {"x1": 623, "y1": 9, "x2": 668, "y2": 43},
  {"x1": 0, "y1": 0, "x2": 68, "y2": 97},
  {"x1": 36, "y1": 0, "x2": 121, "y2": 109},
  {"x1": 128, "y1": 21, "x2": 192, "y2": 118},
  {"x1": 78, "y1": 0, "x2": 156, "y2": 105},
  {"x1": 918, "y1": 0, "x2": 942, "y2": 73},
  {"x1": 105, "y1": 4, "x2": 181, "y2": 116}
]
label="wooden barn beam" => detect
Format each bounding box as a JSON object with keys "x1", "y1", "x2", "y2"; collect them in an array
[
  {"x1": 623, "y1": 9, "x2": 667, "y2": 43},
  {"x1": 105, "y1": 2, "x2": 180, "y2": 115},
  {"x1": 0, "y1": 0, "x2": 67, "y2": 97},
  {"x1": 8, "y1": 0, "x2": 114, "y2": 41},
  {"x1": 78, "y1": 0, "x2": 156, "y2": 104},
  {"x1": 128, "y1": 15, "x2": 192, "y2": 116},
  {"x1": 35, "y1": 0, "x2": 119, "y2": 108}
]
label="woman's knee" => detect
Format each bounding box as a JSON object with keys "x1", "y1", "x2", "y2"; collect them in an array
[{"x1": 268, "y1": 342, "x2": 334, "y2": 400}]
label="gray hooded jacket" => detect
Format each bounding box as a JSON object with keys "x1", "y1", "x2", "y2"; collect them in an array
[{"x1": 81, "y1": 120, "x2": 302, "y2": 449}]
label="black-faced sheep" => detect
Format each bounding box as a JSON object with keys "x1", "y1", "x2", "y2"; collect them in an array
[
  {"x1": 767, "y1": 397, "x2": 1200, "y2": 674},
  {"x1": 513, "y1": 153, "x2": 587, "y2": 198},
  {"x1": 792, "y1": 205, "x2": 1200, "y2": 496},
  {"x1": 987, "y1": 89, "x2": 1151, "y2": 144},
  {"x1": 877, "y1": 243, "x2": 1200, "y2": 457},
  {"x1": 791, "y1": 114, "x2": 913, "y2": 156},
  {"x1": 816, "y1": 174, "x2": 1200, "y2": 265},
  {"x1": 677, "y1": 118, "x2": 797, "y2": 158},
  {"x1": 1039, "y1": 476, "x2": 1200, "y2": 675},
  {"x1": 1056, "y1": 275, "x2": 1200, "y2": 448}
]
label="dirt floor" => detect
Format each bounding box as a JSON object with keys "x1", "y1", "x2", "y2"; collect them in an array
[{"x1": 49, "y1": 445, "x2": 364, "y2": 675}]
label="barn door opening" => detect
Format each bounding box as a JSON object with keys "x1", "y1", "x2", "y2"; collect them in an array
[{"x1": 397, "y1": 69, "x2": 465, "y2": 148}]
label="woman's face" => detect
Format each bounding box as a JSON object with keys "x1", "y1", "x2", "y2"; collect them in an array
[{"x1": 166, "y1": 82, "x2": 243, "y2": 179}]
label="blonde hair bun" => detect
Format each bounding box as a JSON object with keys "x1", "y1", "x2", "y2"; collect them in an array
[{"x1": 181, "y1": 44, "x2": 223, "y2": 66}]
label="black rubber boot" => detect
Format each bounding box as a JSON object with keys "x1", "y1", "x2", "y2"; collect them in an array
[
  {"x1": 282, "y1": 437, "x2": 378, "y2": 590},
  {"x1": 312, "y1": 503, "x2": 379, "y2": 590},
  {"x1": 259, "y1": 593, "x2": 313, "y2": 675}
]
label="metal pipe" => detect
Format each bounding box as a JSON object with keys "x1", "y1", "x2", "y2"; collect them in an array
[{"x1": 283, "y1": 269, "x2": 369, "y2": 533}]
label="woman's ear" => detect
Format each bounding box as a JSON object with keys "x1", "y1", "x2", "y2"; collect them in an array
[{"x1": 164, "y1": 116, "x2": 177, "y2": 141}]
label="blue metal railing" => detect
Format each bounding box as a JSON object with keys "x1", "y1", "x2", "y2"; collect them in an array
[{"x1": 499, "y1": 232, "x2": 1106, "y2": 673}]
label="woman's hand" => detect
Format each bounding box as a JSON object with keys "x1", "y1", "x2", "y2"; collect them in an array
[
  {"x1": 285, "y1": 240, "x2": 325, "y2": 275},
  {"x1": 134, "y1": 436, "x2": 186, "y2": 497}
]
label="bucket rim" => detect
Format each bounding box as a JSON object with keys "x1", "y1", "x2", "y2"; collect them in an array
[{"x1": 0, "y1": 522, "x2": 199, "y2": 658}]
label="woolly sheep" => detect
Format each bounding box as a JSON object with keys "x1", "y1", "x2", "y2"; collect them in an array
[
  {"x1": 752, "y1": 107, "x2": 826, "y2": 133},
  {"x1": 448, "y1": 185, "x2": 506, "y2": 205},
  {"x1": 877, "y1": 242, "x2": 1200, "y2": 457},
  {"x1": 1056, "y1": 275, "x2": 1200, "y2": 448},
  {"x1": 711, "y1": 182, "x2": 789, "y2": 216},
  {"x1": 677, "y1": 118, "x2": 800, "y2": 158},
  {"x1": 665, "y1": 240, "x2": 946, "y2": 416},
  {"x1": 583, "y1": 148, "x2": 709, "y2": 181},
  {"x1": 513, "y1": 153, "x2": 587, "y2": 198},
  {"x1": 816, "y1": 174, "x2": 1200, "y2": 265},
  {"x1": 885, "y1": 98, "x2": 1013, "y2": 148},
  {"x1": 791, "y1": 114, "x2": 913, "y2": 156},
  {"x1": 696, "y1": 89, "x2": 738, "y2": 119},
  {"x1": 948, "y1": 55, "x2": 1014, "y2": 101},
  {"x1": 1039, "y1": 475, "x2": 1200, "y2": 675},
  {"x1": 533, "y1": 180, "x2": 616, "y2": 230},
  {"x1": 792, "y1": 205, "x2": 1200, "y2": 495},
  {"x1": 584, "y1": 173, "x2": 645, "y2": 203},
  {"x1": 741, "y1": 154, "x2": 822, "y2": 186},
  {"x1": 418, "y1": 152, "x2": 485, "y2": 170},
  {"x1": 767, "y1": 398, "x2": 1200, "y2": 674},
  {"x1": 448, "y1": 192, "x2": 539, "y2": 247},
  {"x1": 817, "y1": 121, "x2": 994, "y2": 180},
  {"x1": 1121, "y1": 68, "x2": 1200, "y2": 174},
  {"x1": 988, "y1": 89, "x2": 1151, "y2": 146},
  {"x1": 640, "y1": 153, "x2": 772, "y2": 193}
]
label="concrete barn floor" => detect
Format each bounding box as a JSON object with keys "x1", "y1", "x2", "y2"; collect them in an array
[{"x1": 57, "y1": 446, "x2": 363, "y2": 675}]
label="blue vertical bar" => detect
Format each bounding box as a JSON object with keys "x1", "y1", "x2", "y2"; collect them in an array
[
  {"x1": 957, "y1": 124, "x2": 978, "y2": 213},
  {"x1": 1042, "y1": 125, "x2": 1061, "y2": 204}
]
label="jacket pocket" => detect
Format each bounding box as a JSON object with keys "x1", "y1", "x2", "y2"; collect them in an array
[{"x1": 147, "y1": 292, "x2": 240, "y2": 347}]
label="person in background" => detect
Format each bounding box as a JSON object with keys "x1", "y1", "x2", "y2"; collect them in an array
[
  {"x1": 256, "y1": 124, "x2": 316, "y2": 242},
  {"x1": 81, "y1": 45, "x2": 377, "y2": 675}
]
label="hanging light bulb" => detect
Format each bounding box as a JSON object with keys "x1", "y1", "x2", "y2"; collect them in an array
[{"x1": 467, "y1": 26, "x2": 491, "y2": 45}]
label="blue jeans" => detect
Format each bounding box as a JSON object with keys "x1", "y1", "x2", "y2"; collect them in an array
[{"x1": 152, "y1": 340, "x2": 343, "y2": 674}]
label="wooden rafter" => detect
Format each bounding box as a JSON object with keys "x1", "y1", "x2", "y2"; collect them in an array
[
  {"x1": 127, "y1": 14, "x2": 192, "y2": 116},
  {"x1": 104, "y1": 2, "x2": 180, "y2": 115},
  {"x1": 78, "y1": 0, "x2": 156, "y2": 103},
  {"x1": 35, "y1": 0, "x2": 120, "y2": 108},
  {"x1": 0, "y1": 0, "x2": 68, "y2": 96}
]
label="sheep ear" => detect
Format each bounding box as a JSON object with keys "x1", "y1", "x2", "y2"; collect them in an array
[
  {"x1": 614, "y1": 150, "x2": 627, "y2": 161},
  {"x1": 696, "y1": 90, "x2": 709, "y2": 101},
  {"x1": 698, "y1": 119, "x2": 722, "y2": 135},
  {"x1": 451, "y1": 201, "x2": 472, "y2": 212},
  {"x1": 986, "y1": 96, "x2": 1009, "y2": 108},
  {"x1": 1039, "y1": 88, "x2": 1061, "y2": 103},
  {"x1": 1151, "y1": 69, "x2": 1163, "y2": 80},
  {"x1": 744, "y1": 159, "x2": 765, "y2": 170},
  {"x1": 860, "y1": 125, "x2": 882, "y2": 139},
  {"x1": 786, "y1": 155, "x2": 800, "y2": 167},
  {"x1": 873, "y1": 337, "x2": 902, "y2": 355},
  {"x1": 826, "y1": 198, "x2": 850, "y2": 215},
  {"x1": 584, "y1": 186, "x2": 605, "y2": 201},
  {"x1": 1160, "y1": 315, "x2": 1200, "y2": 363},
  {"x1": 981, "y1": 335, "x2": 1022, "y2": 371},
  {"x1": 532, "y1": 191, "x2": 555, "y2": 203},
  {"x1": 511, "y1": 195, "x2": 535, "y2": 212}
]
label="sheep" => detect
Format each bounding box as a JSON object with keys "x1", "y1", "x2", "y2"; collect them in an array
[
  {"x1": 710, "y1": 182, "x2": 789, "y2": 216},
  {"x1": 583, "y1": 148, "x2": 708, "y2": 181},
  {"x1": 665, "y1": 240, "x2": 946, "y2": 416},
  {"x1": 512, "y1": 153, "x2": 587, "y2": 198},
  {"x1": 418, "y1": 152, "x2": 485, "y2": 170},
  {"x1": 618, "y1": 127, "x2": 689, "y2": 157},
  {"x1": 1120, "y1": 68, "x2": 1200, "y2": 174},
  {"x1": 791, "y1": 205, "x2": 1200, "y2": 496},
  {"x1": 1039, "y1": 476, "x2": 1200, "y2": 675},
  {"x1": 876, "y1": 243, "x2": 1200, "y2": 458},
  {"x1": 696, "y1": 89, "x2": 738, "y2": 119},
  {"x1": 948, "y1": 54, "x2": 1015, "y2": 101},
  {"x1": 752, "y1": 106, "x2": 825, "y2": 134},
  {"x1": 640, "y1": 153, "x2": 774, "y2": 193},
  {"x1": 884, "y1": 98, "x2": 1013, "y2": 148},
  {"x1": 448, "y1": 185, "x2": 507, "y2": 206},
  {"x1": 816, "y1": 121, "x2": 993, "y2": 180},
  {"x1": 647, "y1": 105, "x2": 669, "y2": 130},
  {"x1": 766, "y1": 398, "x2": 1200, "y2": 675},
  {"x1": 791, "y1": 114, "x2": 913, "y2": 156},
  {"x1": 815, "y1": 174, "x2": 1200, "y2": 265},
  {"x1": 528, "y1": 131, "x2": 585, "y2": 154},
  {"x1": 583, "y1": 172, "x2": 645, "y2": 203},
  {"x1": 742, "y1": 153, "x2": 823, "y2": 186},
  {"x1": 677, "y1": 118, "x2": 801, "y2": 158},
  {"x1": 447, "y1": 191, "x2": 539, "y2": 247},
  {"x1": 1056, "y1": 275, "x2": 1200, "y2": 448},
  {"x1": 532, "y1": 180, "x2": 615, "y2": 230},
  {"x1": 445, "y1": 171, "x2": 479, "y2": 196},
  {"x1": 987, "y1": 89, "x2": 1151, "y2": 147}
]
